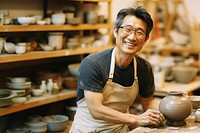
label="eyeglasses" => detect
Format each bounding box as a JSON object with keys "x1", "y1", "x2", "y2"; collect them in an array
[{"x1": 119, "y1": 25, "x2": 146, "y2": 39}]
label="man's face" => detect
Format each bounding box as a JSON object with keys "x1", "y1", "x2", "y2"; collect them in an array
[{"x1": 114, "y1": 15, "x2": 149, "y2": 55}]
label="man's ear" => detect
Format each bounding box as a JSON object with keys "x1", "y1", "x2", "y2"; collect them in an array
[
  {"x1": 113, "y1": 27, "x2": 118, "y2": 38},
  {"x1": 145, "y1": 35, "x2": 149, "y2": 41}
]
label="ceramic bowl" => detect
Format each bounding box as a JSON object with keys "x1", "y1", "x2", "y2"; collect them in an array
[
  {"x1": 11, "y1": 90, "x2": 26, "y2": 97},
  {"x1": 8, "y1": 77, "x2": 27, "y2": 84},
  {"x1": 51, "y1": 13, "x2": 65, "y2": 25},
  {"x1": 31, "y1": 89, "x2": 45, "y2": 97},
  {"x1": 0, "y1": 89, "x2": 12, "y2": 98},
  {"x1": 6, "y1": 128, "x2": 31, "y2": 133},
  {"x1": 63, "y1": 77, "x2": 78, "y2": 89},
  {"x1": 15, "y1": 43, "x2": 26, "y2": 54},
  {"x1": 6, "y1": 82, "x2": 31, "y2": 90},
  {"x1": 188, "y1": 96, "x2": 200, "y2": 110},
  {"x1": 0, "y1": 98, "x2": 12, "y2": 108},
  {"x1": 39, "y1": 44, "x2": 55, "y2": 51},
  {"x1": 68, "y1": 63, "x2": 80, "y2": 77},
  {"x1": 67, "y1": 17, "x2": 82, "y2": 25},
  {"x1": 17, "y1": 17, "x2": 34, "y2": 25},
  {"x1": 42, "y1": 115, "x2": 69, "y2": 132},
  {"x1": 25, "y1": 121, "x2": 47, "y2": 133},
  {"x1": 36, "y1": 20, "x2": 46, "y2": 25},
  {"x1": 12, "y1": 96, "x2": 27, "y2": 104},
  {"x1": 172, "y1": 66, "x2": 198, "y2": 83},
  {"x1": 4, "y1": 42, "x2": 16, "y2": 54},
  {"x1": 66, "y1": 41, "x2": 79, "y2": 49}
]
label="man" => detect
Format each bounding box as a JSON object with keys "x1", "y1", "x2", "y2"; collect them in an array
[{"x1": 70, "y1": 7, "x2": 165, "y2": 133}]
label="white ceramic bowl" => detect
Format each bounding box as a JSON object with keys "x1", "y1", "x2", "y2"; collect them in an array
[
  {"x1": 42, "y1": 115, "x2": 69, "y2": 132},
  {"x1": 51, "y1": 13, "x2": 65, "y2": 25},
  {"x1": 4, "y1": 42, "x2": 16, "y2": 54},
  {"x1": 66, "y1": 41, "x2": 79, "y2": 49},
  {"x1": 11, "y1": 90, "x2": 26, "y2": 97},
  {"x1": 31, "y1": 89, "x2": 44, "y2": 97},
  {"x1": 39, "y1": 44, "x2": 55, "y2": 51},
  {"x1": 0, "y1": 89, "x2": 12, "y2": 98},
  {"x1": 15, "y1": 45, "x2": 26, "y2": 54},
  {"x1": 172, "y1": 66, "x2": 198, "y2": 83},
  {"x1": 25, "y1": 121, "x2": 47, "y2": 133},
  {"x1": 12, "y1": 96, "x2": 27, "y2": 104},
  {"x1": 8, "y1": 77, "x2": 27, "y2": 84},
  {"x1": 17, "y1": 17, "x2": 34, "y2": 25},
  {"x1": 68, "y1": 63, "x2": 80, "y2": 77},
  {"x1": 36, "y1": 20, "x2": 46, "y2": 25}
]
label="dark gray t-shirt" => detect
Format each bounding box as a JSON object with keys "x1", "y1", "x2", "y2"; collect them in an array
[{"x1": 76, "y1": 48, "x2": 155, "y2": 101}]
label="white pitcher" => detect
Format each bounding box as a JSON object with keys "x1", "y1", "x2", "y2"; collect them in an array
[{"x1": 48, "y1": 32, "x2": 64, "y2": 50}]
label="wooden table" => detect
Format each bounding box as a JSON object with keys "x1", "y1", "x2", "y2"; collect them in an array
[
  {"x1": 154, "y1": 79, "x2": 200, "y2": 97},
  {"x1": 128, "y1": 113, "x2": 200, "y2": 133}
]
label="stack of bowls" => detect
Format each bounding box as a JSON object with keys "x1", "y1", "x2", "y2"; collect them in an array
[
  {"x1": 6, "y1": 77, "x2": 31, "y2": 104},
  {"x1": 0, "y1": 89, "x2": 17, "y2": 108},
  {"x1": 66, "y1": 37, "x2": 80, "y2": 49}
]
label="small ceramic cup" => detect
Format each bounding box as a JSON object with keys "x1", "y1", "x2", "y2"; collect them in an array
[{"x1": 16, "y1": 42, "x2": 26, "y2": 54}]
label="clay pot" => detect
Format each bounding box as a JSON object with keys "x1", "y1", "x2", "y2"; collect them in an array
[{"x1": 159, "y1": 91, "x2": 192, "y2": 126}]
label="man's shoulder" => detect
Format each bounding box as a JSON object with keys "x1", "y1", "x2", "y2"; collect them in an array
[{"x1": 86, "y1": 47, "x2": 113, "y2": 61}]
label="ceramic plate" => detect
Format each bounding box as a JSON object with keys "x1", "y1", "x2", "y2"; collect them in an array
[{"x1": 6, "y1": 82, "x2": 31, "y2": 89}]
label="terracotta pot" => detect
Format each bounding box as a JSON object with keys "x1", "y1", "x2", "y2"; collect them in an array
[{"x1": 159, "y1": 91, "x2": 192, "y2": 126}]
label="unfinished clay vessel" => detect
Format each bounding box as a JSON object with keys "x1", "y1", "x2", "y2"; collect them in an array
[{"x1": 159, "y1": 91, "x2": 192, "y2": 126}]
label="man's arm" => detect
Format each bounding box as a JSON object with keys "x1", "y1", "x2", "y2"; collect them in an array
[{"x1": 139, "y1": 96, "x2": 160, "y2": 111}]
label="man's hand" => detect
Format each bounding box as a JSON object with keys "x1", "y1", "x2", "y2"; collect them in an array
[{"x1": 135, "y1": 109, "x2": 165, "y2": 127}]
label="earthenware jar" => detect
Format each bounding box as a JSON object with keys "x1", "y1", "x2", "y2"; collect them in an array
[{"x1": 159, "y1": 91, "x2": 192, "y2": 126}]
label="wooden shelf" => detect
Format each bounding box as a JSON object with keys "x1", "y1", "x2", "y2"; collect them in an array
[
  {"x1": 0, "y1": 45, "x2": 113, "y2": 63},
  {"x1": 0, "y1": 89, "x2": 77, "y2": 116},
  {"x1": 160, "y1": 47, "x2": 200, "y2": 56},
  {"x1": 154, "y1": 78, "x2": 200, "y2": 97},
  {"x1": 0, "y1": 24, "x2": 111, "y2": 32},
  {"x1": 71, "y1": 0, "x2": 111, "y2": 2}
]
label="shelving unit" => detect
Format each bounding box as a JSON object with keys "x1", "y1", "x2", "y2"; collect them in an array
[
  {"x1": 0, "y1": 0, "x2": 113, "y2": 120},
  {"x1": 0, "y1": 45, "x2": 112, "y2": 63},
  {"x1": 0, "y1": 89, "x2": 76, "y2": 116},
  {"x1": 0, "y1": 24, "x2": 110, "y2": 32}
]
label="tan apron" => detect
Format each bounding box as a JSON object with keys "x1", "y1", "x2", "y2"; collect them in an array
[{"x1": 70, "y1": 48, "x2": 139, "y2": 133}]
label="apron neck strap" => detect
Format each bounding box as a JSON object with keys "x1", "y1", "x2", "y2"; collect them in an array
[{"x1": 109, "y1": 48, "x2": 137, "y2": 80}]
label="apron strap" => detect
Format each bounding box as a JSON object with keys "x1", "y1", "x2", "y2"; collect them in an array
[
  {"x1": 109, "y1": 47, "x2": 138, "y2": 80},
  {"x1": 108, "y1": 48, "x2": 116, "y2": 79}
]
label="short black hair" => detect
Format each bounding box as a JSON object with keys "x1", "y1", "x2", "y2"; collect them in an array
[{"x1": 115, "y1": 6, "x2": 153, "y2": 36}]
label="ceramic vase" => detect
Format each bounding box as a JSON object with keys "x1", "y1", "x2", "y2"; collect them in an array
[
  {"x1": 159, "y1": 91, "x2": 192, "y2": 126},
  {"x1": 47, "y1": 79, "x2": 53, "y2": 94}
]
